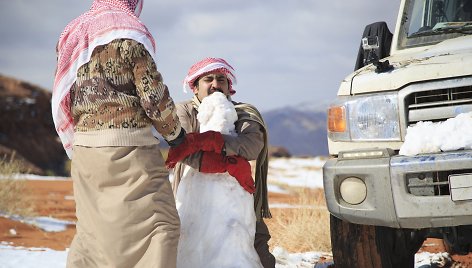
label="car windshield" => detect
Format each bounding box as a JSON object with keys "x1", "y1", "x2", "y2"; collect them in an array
[{"x1": 398, "y1": 0, "x2": 472, "y2": 49}]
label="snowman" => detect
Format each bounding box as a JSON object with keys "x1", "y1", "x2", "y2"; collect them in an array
[{"x1": 175, "y1": 92, "x2": 263, "y2": 268}]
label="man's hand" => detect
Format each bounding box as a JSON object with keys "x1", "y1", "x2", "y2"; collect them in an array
[
  {"x1": 200, "y1": 152, "x2": 256, "y2": 194},
  {"x1": 165, "y1": 131, "x2": 224, "y2": 168},
  {"x1": 191, "y1": 131, "x2": 225, "y2": 153},
  {"x1": 225, "y1": 156, "x2": 256, "y2": 194}
]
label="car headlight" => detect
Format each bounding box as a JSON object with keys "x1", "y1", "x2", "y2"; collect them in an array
[{"x1": 328, "y1": 93, "x2": 400, "y2": 141}]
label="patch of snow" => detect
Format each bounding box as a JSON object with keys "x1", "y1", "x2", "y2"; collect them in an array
[
  {"x1": 400, "y1": 112, "x2": 472, "y2": 156},
  {"x1": 0, "y1": 174, "x2": 70, "y2": 181},
  {"x1": 269, "y1": 203, "x2": 327, "y2": 209},
  {"x1": 1, "y1": 213, "x2": 75, "y2": 232},
  {"x1": 268, "y1": 157, "x2": 325, "y2": 189},
  {"x1": 267, "y1": 184, "x2": 290, "y2": 194},
  {"x1": 415, "y1": 252, "x2": 452, "y2": 268},
  {"x1": 273, "y1": 246, "x2": 331, "y2": 268},
  {"x1": 0, "y1": 243, "x2": 67, "y2": 268}
]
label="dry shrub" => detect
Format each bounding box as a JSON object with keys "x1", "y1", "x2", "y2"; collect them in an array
[
  {"x1": 0, "y1": 155, "x2": 35, "y2": 216},
  {"x1": 265, "y1": 187, "x2": 331, "y2": 253},
  {"x1": 63, "y1": 159, "x2": 72, "y2": 176}
]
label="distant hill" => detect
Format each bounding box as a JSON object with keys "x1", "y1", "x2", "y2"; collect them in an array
[
  {"x1": 0, "y1": 74, "x2": 68, "y2": 175},
  {"x1": 263, "y1": 102, "x2": 329, "y2": 157}
]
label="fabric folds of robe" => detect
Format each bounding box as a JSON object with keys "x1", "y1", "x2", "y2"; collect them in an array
[{"x1": 67, "y1": 145, "x2": 180, "y2": 268}]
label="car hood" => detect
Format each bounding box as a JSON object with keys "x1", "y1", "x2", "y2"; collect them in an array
[{"x1": 340, "y1": 35, "x2": 472, "y2": 96}]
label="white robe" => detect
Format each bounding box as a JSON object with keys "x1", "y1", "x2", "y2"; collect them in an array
[{"x1": 176, "y1": 93, "x2": 263, "y2": 268}]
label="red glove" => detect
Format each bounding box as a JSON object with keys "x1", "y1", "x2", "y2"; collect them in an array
[
  {"x1": 200, "y1": 152, "x2": 256, "y2": 194},
  {"x1": 192, "y1": 131, "x2": 224, "y2": 152},
  {"x1": 165, "y1": 131, "x2": 224, "y2": 168}
]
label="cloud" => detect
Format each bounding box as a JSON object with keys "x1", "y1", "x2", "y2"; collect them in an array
[{"x1": 0, "y1": 0, "x2": 398, "y2": 111}]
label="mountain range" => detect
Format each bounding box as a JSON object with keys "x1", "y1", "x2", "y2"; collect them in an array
[{"x1": 262, "y1": 103, "x2": 328, "y2": 157}]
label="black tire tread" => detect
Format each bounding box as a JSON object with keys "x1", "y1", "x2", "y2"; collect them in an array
[{"x1": 330, "y1": 215, "x2": 423, "y2": 268}]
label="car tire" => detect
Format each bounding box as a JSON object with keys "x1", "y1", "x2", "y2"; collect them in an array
[{"x1": 330, "y1": 214, "x2": 424, "y2": 268}]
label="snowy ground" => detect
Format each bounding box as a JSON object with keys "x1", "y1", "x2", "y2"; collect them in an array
[
  {"x1": 0, "y1": 242, "x2": 67, "y2": 268},
  {"x1": 0, "y1": 213, "x2": 74, "y2": 233},
  {"x1": 0, "y1": 157, "x2": 449, "y2": 268}
]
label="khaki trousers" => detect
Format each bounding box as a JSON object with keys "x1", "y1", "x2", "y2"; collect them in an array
[{"x1": 67, "y1": 145, "x2": 180, "y2": 268}]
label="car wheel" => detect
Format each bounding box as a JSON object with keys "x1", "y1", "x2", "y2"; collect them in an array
[{"x1": 330, "y1": 214, "x2": 423, "y2": 268}]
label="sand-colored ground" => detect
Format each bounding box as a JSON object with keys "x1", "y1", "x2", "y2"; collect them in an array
[
  {"x1": 1, "y1": 179, "x2": 471, "y2": 266},
  {"x1": 0, "y1": 180, "x2": 75, "y2": 250}
]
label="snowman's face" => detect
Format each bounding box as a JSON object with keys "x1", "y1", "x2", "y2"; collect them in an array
[{"x1": 195, "y1": 71, "x2": 230, "y2": 101}]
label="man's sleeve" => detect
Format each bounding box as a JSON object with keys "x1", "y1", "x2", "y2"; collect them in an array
[
  {"x1": 124, "y1": 39, "x2": 181, "y2": 142},
  {"x1": 223, "y1": 119, "x2": 264, "y2": 161},
  {"x1": 175, "y1": 102, "x2": 202, "y2": 170}
]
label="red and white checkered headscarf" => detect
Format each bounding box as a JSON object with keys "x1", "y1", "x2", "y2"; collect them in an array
[
  {"x1": 183, "y1": 57, "x2": 237, "y2": 95},
  {"x1": 52, "y1": 0, "x2": 154, "y2": 159}
]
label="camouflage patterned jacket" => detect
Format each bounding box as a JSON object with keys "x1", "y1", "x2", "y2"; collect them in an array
[{"x1": 70, "y1": 38, "x2": 181, "y2": 146}]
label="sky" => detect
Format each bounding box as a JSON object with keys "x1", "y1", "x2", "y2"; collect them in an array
[
  {"x1": 0, "y1": 0, "x2": 398, "y2": 112},
  {"x1": 0, "y1": 157, "x2": 449, "y2": 267}
]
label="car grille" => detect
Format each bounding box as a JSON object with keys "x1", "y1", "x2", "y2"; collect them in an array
[
  {"x1": 406, "y1": 169, "x2": 472, "y2": 196},
  {"x1": 403, "y1": 83, "x2": 472, "y2": 196},
  {"x1": 405, "y1": 85, "x2": 472, "y2": 124}
]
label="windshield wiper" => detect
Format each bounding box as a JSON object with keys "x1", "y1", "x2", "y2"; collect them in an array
[{"x1": 410, "y1": 22, "x2": 472, "y2": 38}]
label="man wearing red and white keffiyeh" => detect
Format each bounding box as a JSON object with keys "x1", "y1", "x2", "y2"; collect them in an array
[
  {"x1": 52, "y1": 0, "x2": 159, "y2": 158},
  {"x1": 182, "y1": 57, "x2": 237, "y2": 95},
  {"x1": 169, "y1": 57, "x2": 276, "y2": 268},
  {"x1": 52, "y1": 1, "x2": 184, "y2": 267}
]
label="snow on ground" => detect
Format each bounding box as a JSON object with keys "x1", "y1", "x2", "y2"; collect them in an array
[
  {"x1": 272, "y1": 246, "x2": 330, "y2": 268},
  {"x1": 0, "y1": 157, "x2": 451, "y2": 267},
  {"x1": 268, "y1": 157, "x2": 326, "y2": 189},
  {"x1": 0, "y1": 242, "x2": 67, "y2": 268},
  {"x1": 0, "y1": 213, "x2": 74, "y2": 232},
  {"x1": 267, "y1": 184, "x2": 291, "y2": 194},
  {"x1": 0, "y1": 174, "x2": 69, "y2": 181},
  {"x1": 0, "y1": 241, "x2": 446, "y2": 268}
]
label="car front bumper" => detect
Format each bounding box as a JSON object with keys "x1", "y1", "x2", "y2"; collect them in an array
[{"x1": 323, "y1": 149, "x2": 472, "y2": 228}]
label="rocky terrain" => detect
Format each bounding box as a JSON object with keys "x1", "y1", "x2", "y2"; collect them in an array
[{"x1": 0, "y1": 74, "x2": 68, "y2": 176}]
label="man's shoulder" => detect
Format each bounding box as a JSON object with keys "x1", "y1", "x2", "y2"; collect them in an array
[
  {"x1": 233, "y1": 101, "x2": 260, "y2": 112},
  {"x1": 175, "y1": 99, "x2": 194, "y2": 112},
  {"x1": 176, "y1": 99, "x2": 193, "y2": 106},
  {"x1": 233, "y1": 101, "x2": 266, "y2": 126}
]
